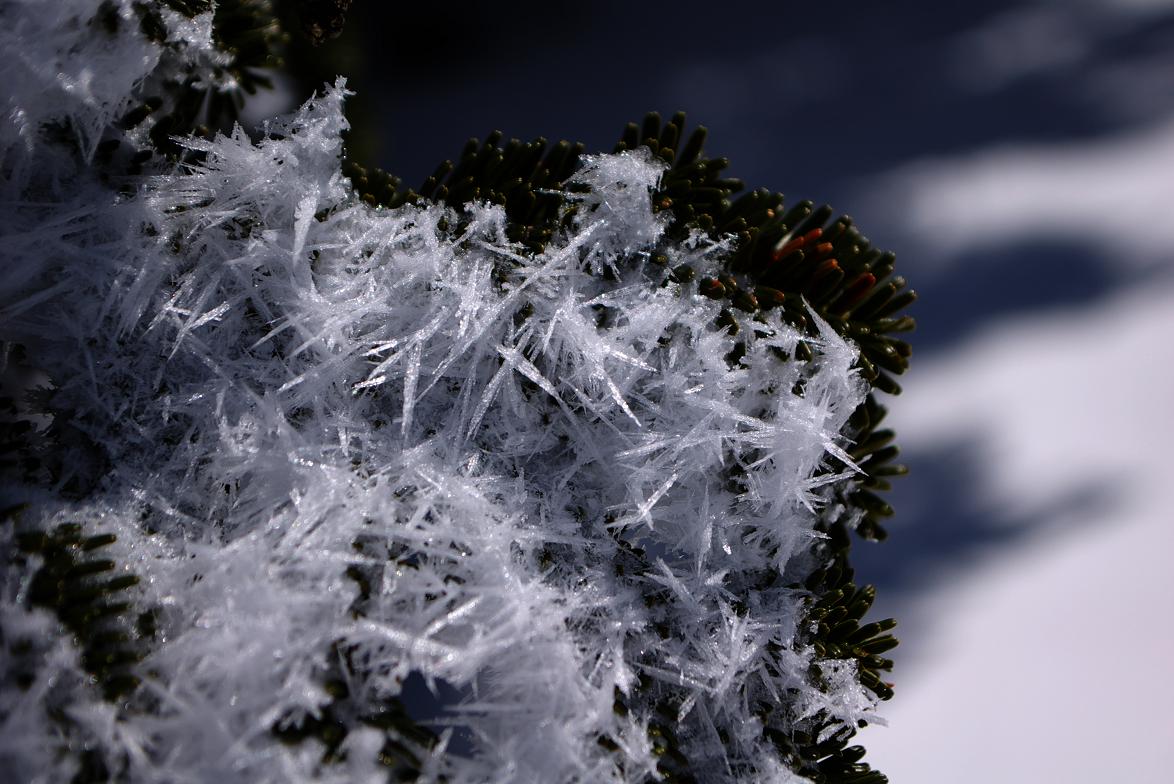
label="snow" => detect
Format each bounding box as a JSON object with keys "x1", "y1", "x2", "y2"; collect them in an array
[
  {"x1": 862, "y1": 281, "x2": 1174, "y2": 781},
  {"x1": 864, "y1": 117, "x2": 1174, "y2": 271},
  {"x1": 850, "y1": 40, "x2": 1174, "y2": 773}
]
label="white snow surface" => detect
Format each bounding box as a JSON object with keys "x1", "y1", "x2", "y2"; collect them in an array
[
  {"x1": 0, "y1": 8, "x2": 879, "y2": 781},
  {"x1": 863, "y1": 117, "x2": 1174, "y2": 271},
  {"x1": 848, "y1": 38, "x2": 1174, "y2": 774},
  {"x1": 862, "y1": 279, "x2": 1174, "y2": 783}
]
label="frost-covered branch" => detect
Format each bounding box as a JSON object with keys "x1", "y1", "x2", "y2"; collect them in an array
[{"x1": 0, "y1": 4, "x2": 912, "y2": 783}]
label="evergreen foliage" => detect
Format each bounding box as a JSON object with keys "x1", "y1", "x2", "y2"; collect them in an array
[
  {"x1": 343, "y1": 115, "x2": 912, "y2": 784},
  {"x1": 0, "y1": 3, "x2": 913, "y2": 782}
]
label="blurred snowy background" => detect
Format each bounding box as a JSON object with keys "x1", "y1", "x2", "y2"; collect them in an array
[{"x1": 266, "y1": 1, "x2": 1174, "y2": 779}]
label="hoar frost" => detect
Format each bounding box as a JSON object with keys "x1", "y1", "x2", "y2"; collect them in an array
[{"x1": 1, "y1": 7, "x2": 883, "y2": 781}]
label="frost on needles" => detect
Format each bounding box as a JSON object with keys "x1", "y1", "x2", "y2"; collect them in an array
[{"x1": 0, "y1": 3, "x2": 911, "y2": 783}]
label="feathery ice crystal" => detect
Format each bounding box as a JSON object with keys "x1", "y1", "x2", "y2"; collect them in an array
[{"x1": 1, "y1": 3, "x2": 903, "y2": 782}]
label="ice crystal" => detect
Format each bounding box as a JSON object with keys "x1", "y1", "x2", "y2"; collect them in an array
[{"x1": 0, "y1": 5, "x2": 885, "y2": 782}]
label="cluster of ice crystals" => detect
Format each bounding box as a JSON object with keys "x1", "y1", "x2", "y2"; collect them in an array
[
  {"x1": 1, "y1": 1, "x2": 156, "y2": 163},
  {"x1": 1, "y1": 7, "x2": 880, "y2": 781}
]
